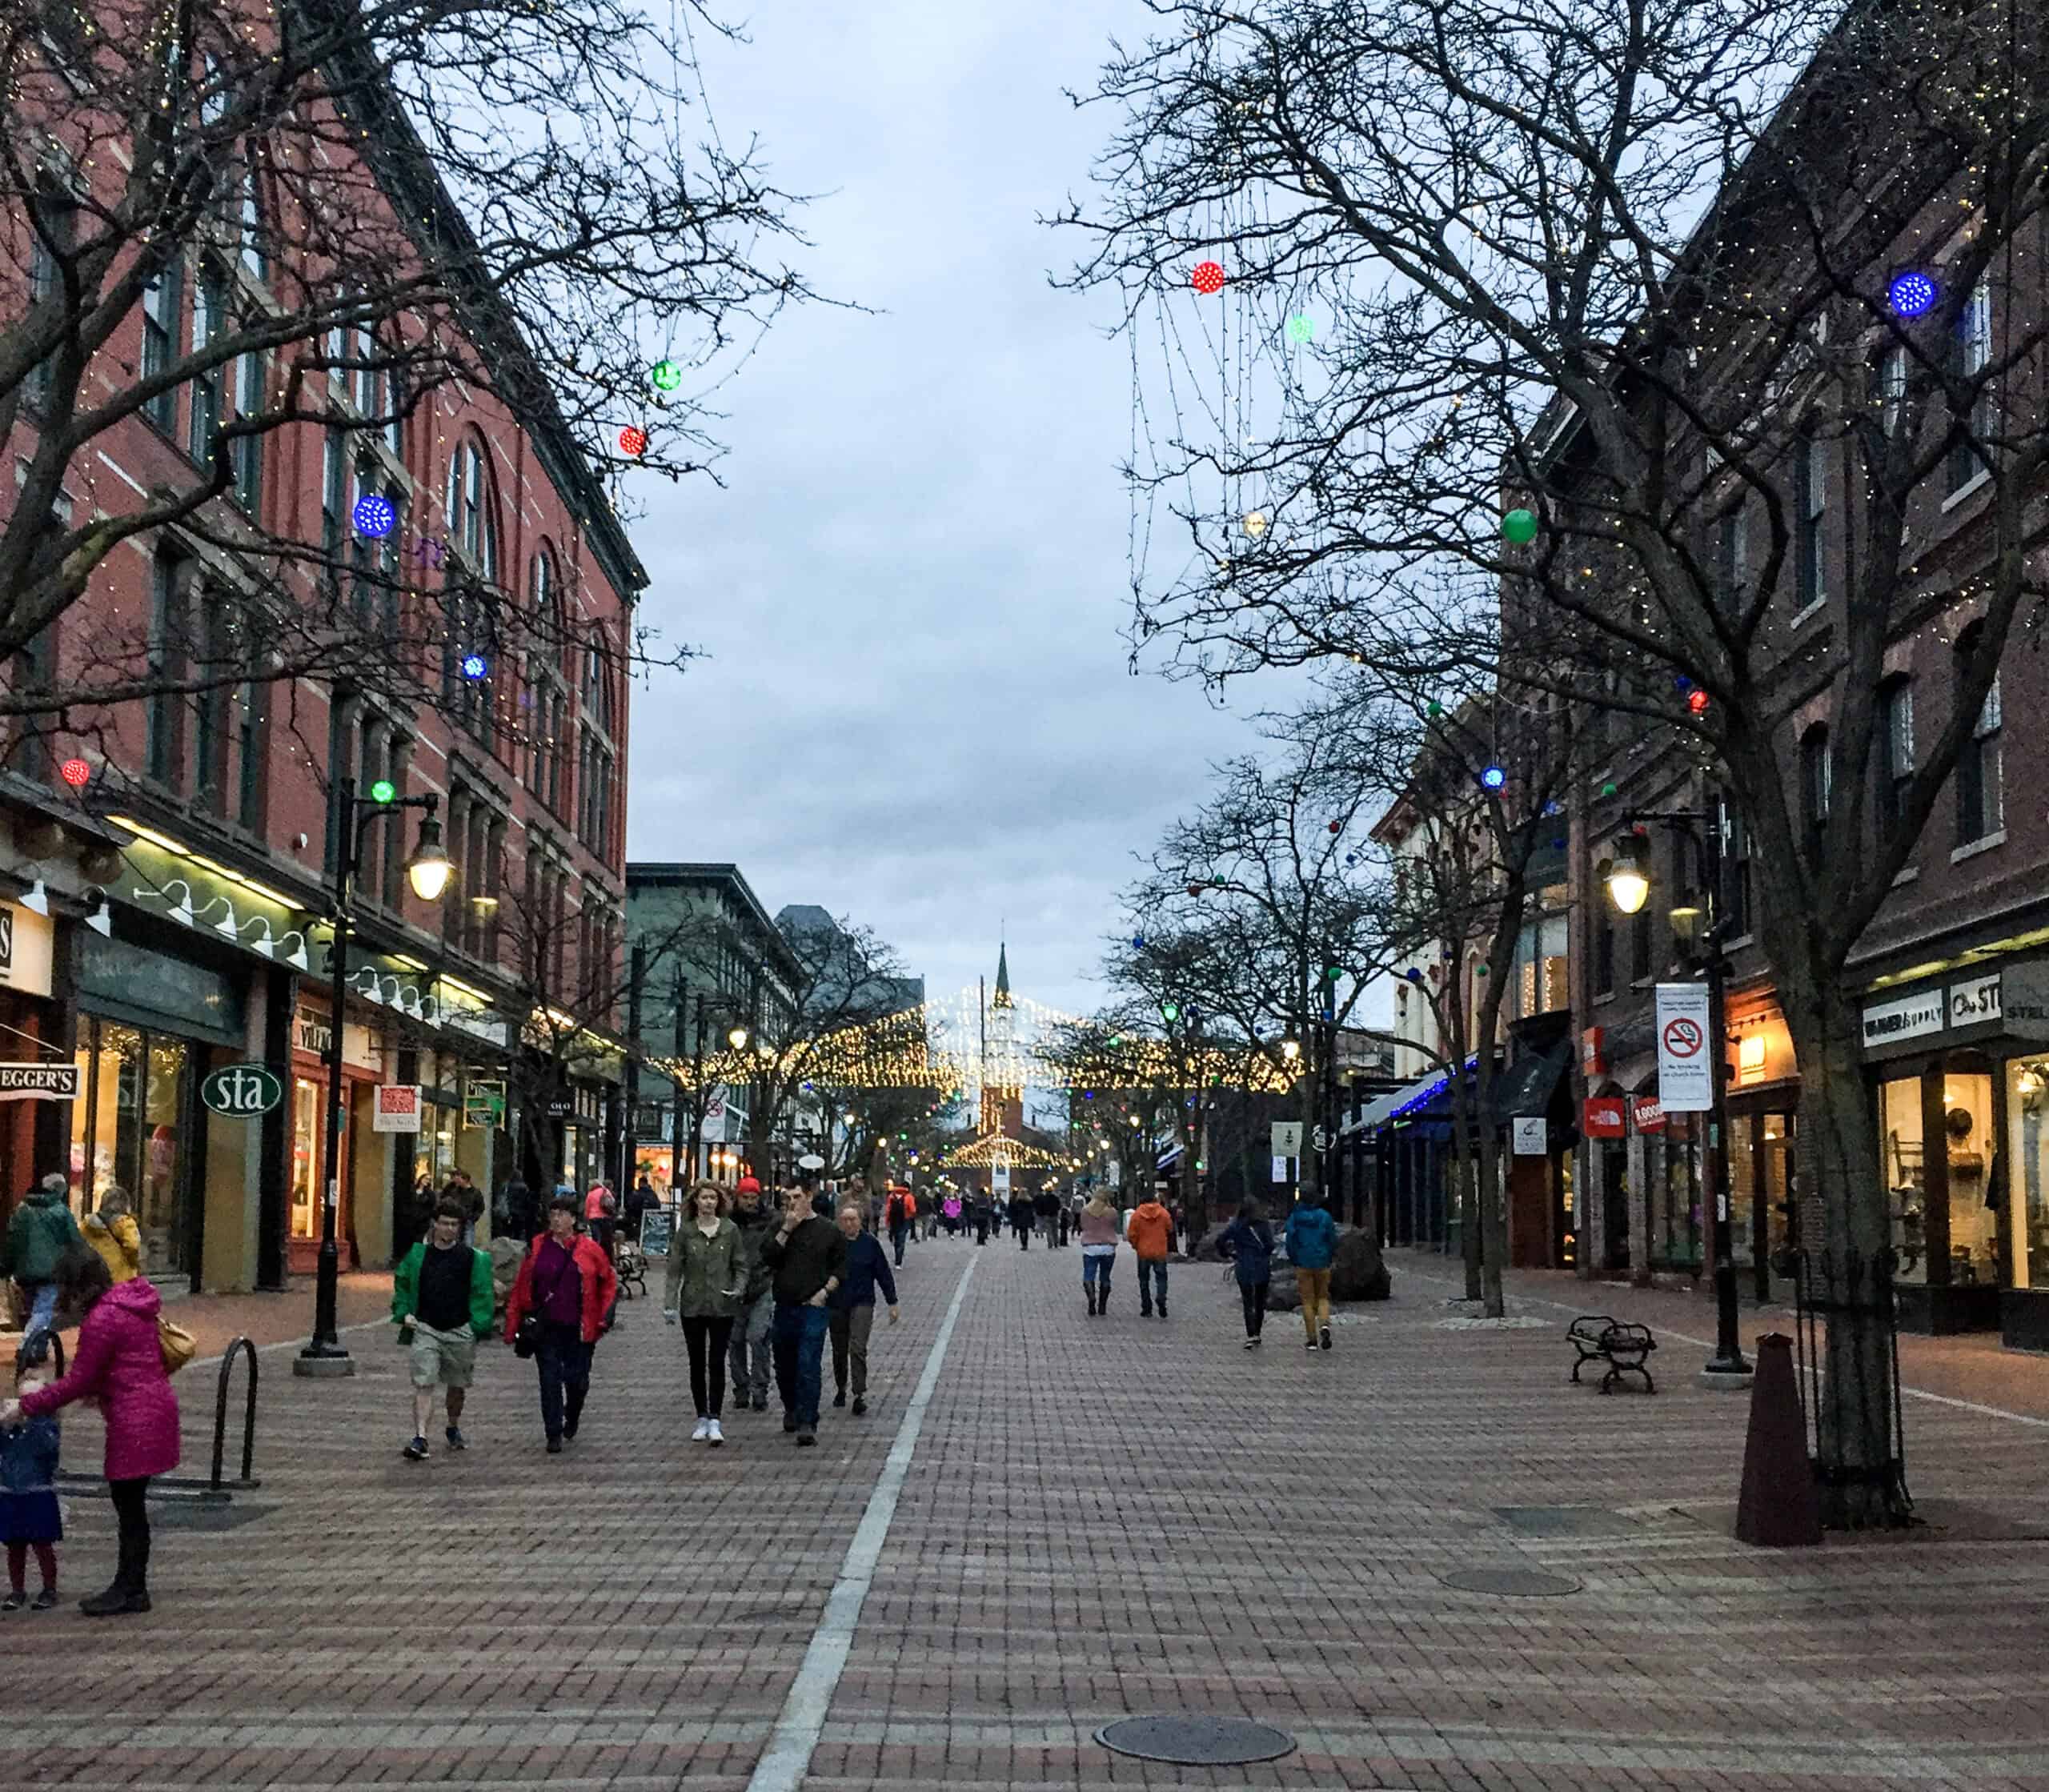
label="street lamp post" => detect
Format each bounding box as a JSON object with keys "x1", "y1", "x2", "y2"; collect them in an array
[
  {"x1": 684, "y1": 994, "x2": 748, "y2": 1185},
  {"x1": 1603, "y1": 810, "x2": 1751, "y2": 1381},
  {"x1": 295, "y1": 776, "x2": 452, "y2": 1378}
]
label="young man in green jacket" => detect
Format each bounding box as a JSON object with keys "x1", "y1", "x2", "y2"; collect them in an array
[
  {"x1": 3, "y1": 1174, "x2": 85, "y2": 1342},
  {"x1": 392, "y1": 1199, "x2": 496, "y2": 1460}
]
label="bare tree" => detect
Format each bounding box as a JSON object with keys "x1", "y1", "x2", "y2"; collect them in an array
[
  {"x1": 0, "y1": 0, "x2": 814, "y2": 724},
  {"x1": 1067, "y1": 0, "x2": 2049, "y2": 1523}
]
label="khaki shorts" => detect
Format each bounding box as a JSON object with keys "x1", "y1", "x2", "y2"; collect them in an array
[{"x1": 408, "y1": 1322, "x2": 477, "y2": 1389}]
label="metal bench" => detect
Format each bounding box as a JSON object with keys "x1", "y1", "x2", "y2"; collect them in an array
[{"x1": 1567, "y1": 1314, "x2": 1657, "y2": 1394}]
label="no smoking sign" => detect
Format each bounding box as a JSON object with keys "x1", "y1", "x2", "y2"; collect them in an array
[{"x1": 1654, "y1": 984, "x2": 1713, "y2": 1112}]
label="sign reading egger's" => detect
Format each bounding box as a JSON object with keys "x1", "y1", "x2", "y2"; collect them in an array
[{"x1": 0, "y1": 1062, "x2": 80, "y2": 1101}]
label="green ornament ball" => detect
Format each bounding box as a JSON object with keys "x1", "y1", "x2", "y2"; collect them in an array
[
  {"x1": 1501, "y1": 507, "x2": 1539, "y2": 544},
  {"x1": 1426, "y1": 700, "x2": 1443, "y2": 717},
  {"x1": 1285, "y1": 313, "x2": 1315, "y2": 343},
  {"x1": 650, "y1": 358, "x2": 684, "y2": 392}
]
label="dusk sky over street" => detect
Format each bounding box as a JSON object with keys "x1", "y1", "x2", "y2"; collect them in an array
[{"x1": 621, "y1": 2, "x2": 1273, "y2": 1019}]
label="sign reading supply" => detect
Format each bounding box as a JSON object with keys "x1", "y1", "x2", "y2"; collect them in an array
[
  {"x1": 1654, "y1": 982, "x2": 1713, "y2": 1113},
  {"x1": 1861, "y1": 987, "x2": 1946, "y2": 1049},
  {"x1": 371, "y1": 1083, "x2": 423, "y2": 1133},
  {"x1": 200, "y1": 1064, "x2": 283, "y2": 1117},
  {"x1": 0, "y1": 1062, "x2": 78, "y2": 1102}
]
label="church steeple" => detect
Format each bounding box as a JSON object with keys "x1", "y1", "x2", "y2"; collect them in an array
[{"x1": 993, "y1": 941, "x2": 1012, "y2": 1008}]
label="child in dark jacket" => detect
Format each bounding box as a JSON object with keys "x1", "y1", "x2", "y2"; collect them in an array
[
  {"x1": 1, "y1": 1347, "x2": 62, "y2": 1609},
  {"x1": 1215, "y1": 1199, "x2": 1277, "y2": 1347}
]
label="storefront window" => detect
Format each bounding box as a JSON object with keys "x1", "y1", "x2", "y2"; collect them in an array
[
  {"x1": 1940, "y1": 1064, "x2": 1997, "y2": 1286},
  {"x1": 2010, "y1": 1056, "x2": 2049, "y2": 1289},
  {"x1": 66, "y1": 1018, "x2": 193, "y2": 1277},
  {"x1": 291, "y1": 1076, "x2": 321, "y2": 1240},
  {"x1": 1881, "y1": 1074, "x2": 1927, "y2": 1285},
  {"x1": 1728, "y1": 1120, "x2": 1756, "y2": 1269}
]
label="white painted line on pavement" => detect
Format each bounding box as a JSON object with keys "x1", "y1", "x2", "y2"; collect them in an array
[{"x1": 747, "y1": 1253, "x2": 980, "y2": 1792}]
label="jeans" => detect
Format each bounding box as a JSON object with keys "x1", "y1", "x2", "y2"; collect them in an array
[
  {"x1": 535, "y1": 1321, "x2": 593, "y2": 1441},
  {"x1": 729, "y1": 1289, "x2": 773, "y2": 1401},
  {"x1": 109, "y1": 1475, "x2": 151, "y2": 1594},
  {"x1": 772, "y1": 1303, "x2": 831, "y2": 1428},
  {"x1": 1082, "y1": 1250, "x2": 1115, "y2": 1293},
  {"x1": 1239, "y1": 1279, "x2": 1269, "y2": 1337},
  {"x1": 1297, "y1": 1267, "x2": 1333, "y2": 1337},
  {"x1": 975, "y1": 1217, "x2": 989, "y2": 1244},
  {"x1": 889, "y1": 1222, "x2": 909, "y2": 1266},
  {"x1": 1138, "y1": 1258, "x2": 1169, "y2": 1313},
  {"x1": 1015, "y1": 1222, "x2": 1030, "y2": 1250},
  {"x1": 829, "y1": 1302, "x2": 875, "y2": 1398},
  {"x1": 17, "y1": 1280, "x2": 56, "y2": 1341},
  {"x1": 682, "y1": 1314, "x2": 734, "y2": 1418}
]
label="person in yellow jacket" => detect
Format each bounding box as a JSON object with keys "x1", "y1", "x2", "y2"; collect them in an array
[{"x1": 80, "y1": 1187, "x2": 143, "y2": 1285}]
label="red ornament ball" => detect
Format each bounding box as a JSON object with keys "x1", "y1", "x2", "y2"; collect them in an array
[
  {"x1": 618, "y1": 426, "x2": 648, "y2": 457},
  {"x1": 58, "y1": 756, "x2": 90, "y2": 788},
  {"x1": 1191, "y1": 260, "x2": 1225, "y2": 295},
  {"x1": 1686, "y1": 688, "x2": 1710, "y2": 715},
  {"x1": 1328, "y1": 820, "x2": 1342, "y2": 834}
]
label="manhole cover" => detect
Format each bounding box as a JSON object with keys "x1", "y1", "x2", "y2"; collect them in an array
[
  {"x1": 1097, "y1": 1715, "x2": 1297, "y2": 1766},
  {"x1": 1440, "y1": 1566, "x2": 1581, "y2": 1596},
  {"x1": 1496, "y1": 1505, "x2": 1638, "y2": 1537}
]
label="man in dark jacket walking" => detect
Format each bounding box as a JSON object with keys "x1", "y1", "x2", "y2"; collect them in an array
[
  {"x1": 758, "y1": 1187, "x2": 848, "y2": 1444},
  {"x1": 1007, "y1": 1192, "x2": 1035, "y2": 1249},
  {"x1": 2, "y1": 1175, "x2": 83, "y2": 1341},
  {"x1": 829, "y1": 1202, "x2": 899, "y2": 1416},
  {"x1": 726, "y1": 1178, "x2": 777, "y2": 1410}
]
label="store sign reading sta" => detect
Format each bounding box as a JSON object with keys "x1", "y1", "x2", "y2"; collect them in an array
[{"x1": 200, "y1": 1063, "x2": 283, "y2": 1117}]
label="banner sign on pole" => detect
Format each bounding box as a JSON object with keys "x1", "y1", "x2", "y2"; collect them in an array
[
  {"x1": 1654, "y1": 982, "x2": 1714, "y2": 1113},
  {"x1": 372, "y1": 1084, "x2": 423, "y2": 1133},
  {"x1": 1271, "y1": 1121, "x2": 1304, "y2": 1158}
]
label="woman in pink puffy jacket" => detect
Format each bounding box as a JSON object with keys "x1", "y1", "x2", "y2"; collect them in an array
[{"x1": 1, "y1": 1251, "x2": 179, "y2": 1616}]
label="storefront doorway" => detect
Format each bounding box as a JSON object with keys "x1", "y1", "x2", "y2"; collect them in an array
[
  {"x1": 1728, "y1": 1108, "x2": 1798, "y2": 1301},
  {"x1": 69, "y1": 1018, "x2": 201, "y2": 1281}
]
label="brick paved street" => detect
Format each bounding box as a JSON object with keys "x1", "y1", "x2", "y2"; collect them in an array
[{"x1": 6, "y1": 1238, "x2": 2049, "y2": 1791}]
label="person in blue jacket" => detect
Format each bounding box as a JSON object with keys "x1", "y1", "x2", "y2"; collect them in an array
[
  {"x1": 830, "y1": 1202, "x2": 899, "y2": 1416},
  {"x1": 1, "y1": 1341, "x2": 62, "y2": 1609},
  {"x1": 1214, "y1": 1197, "x2": 1276, "y2": 1347},
  {"x1": 1283, "y1": 1190, "x2": 1339, "y2": 1352}
]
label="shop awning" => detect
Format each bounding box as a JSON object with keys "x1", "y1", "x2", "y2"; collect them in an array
[
  {"x1": 1488, "y1": 1042, "x2": 1570, "y2": 1121},
  {"x1": 1348, "y1": 1056, "x2": 1478, "y2": 1135}
]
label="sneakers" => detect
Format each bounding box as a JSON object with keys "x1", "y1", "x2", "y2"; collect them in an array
[
  {"x1": 546, "y1": 1436, "x2": 563, "y2": 1454},
  {"x1": 852, "y1": 1396, "x2": 867, "y2": 1416},
  {"x1": 1243, "y1": 1337, "x2": 1258, "y2": 1349},
  {"x1": 707, "y1": 1419, "x2": 724, "y2": 1446},
  {"x1": 444, "y1": 1426, "x2": 467, "y2": 1451},
  {"x1": 1, "y1": 1592, "x2": 23, "y2": 1612},
  {"x1": 784, "y1": 1416, "x2": 799, "y2": 1433},
  {"x1": 692, "y1": 1417, "x2": 712, "y2": 1442},
  {"x1": 1158, "y1": 1304, "x2": 1169, "y2": 1319},
  {"x1": 403, "y1": 1435, "x2": 429, "y2": 1461},
  {"x1": 1140, "y1": 1305, "x2": 1153, "y2": 1318},
  {"x1": 796, "y1": 1427, "x2": 817, "y2": 1446},
  {"x1": 832, "y1": 1390, "x2": 847, "y2": 1408},
  {"x1": 1319, "y1": 1325, "x2": 1333, "y2": 1351},
  {"x1": 1305, "y1": 1337, "x2": 1320, "y2": 1351},
  {"x1": 30, "y1": 1588, "x2": 56, "y2": 1611}
]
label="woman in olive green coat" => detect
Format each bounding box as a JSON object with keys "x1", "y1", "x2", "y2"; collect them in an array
[{"x1": 663, "y1": 1182, "x2": 744, "y2": 1444}]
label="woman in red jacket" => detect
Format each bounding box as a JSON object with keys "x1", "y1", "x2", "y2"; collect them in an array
[
  {"x1": 1, "y1": 1251, "x2": 179, "y2": 1615},
  {"x1": 505, "y1": 1194, "x2": 619, "y2": 1453}
]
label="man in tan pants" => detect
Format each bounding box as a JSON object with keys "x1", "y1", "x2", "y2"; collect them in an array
[{"x1": 1283, "y1": 1193, "x2": 1339, "y2": 1351}]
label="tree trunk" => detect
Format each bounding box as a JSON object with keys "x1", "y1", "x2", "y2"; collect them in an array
[
  {"x1": 1447, "y1": 1082, "x2": 1482, "y2": 1301},
  {"x1": 1474, "y1": 1065, "x2": 1507, "y2": 1317},
  {"x1": 1780, "y1": 968, "x2": 1909, "y2": 1528}
]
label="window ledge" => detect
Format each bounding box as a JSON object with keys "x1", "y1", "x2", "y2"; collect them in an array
[
  {"x1": 1789, "y1": 596, "x2": 1827, "y2": 629},
  {"x1": 1942, "y1": 467, "x2": 1992, "y2": 513},
  {"x1": 1891, "y1": 864, "x2": 1919, "y2": 888},
  {"x1": 1953, "y1": 829, "x2": 2007, "y2": 863}
]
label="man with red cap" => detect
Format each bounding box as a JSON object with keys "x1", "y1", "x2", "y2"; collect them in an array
[{"x1": 725, "y1": 1177, "x2": 776, "y2": 1411}]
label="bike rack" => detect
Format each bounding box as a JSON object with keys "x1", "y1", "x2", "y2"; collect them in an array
[{"x1": 207, "y1": 1335, "x2": 261, "y2": 1499}]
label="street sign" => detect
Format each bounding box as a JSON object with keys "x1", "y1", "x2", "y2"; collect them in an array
[
  {"x1": 200, "y1": 1063, "x2": 283, "y2": 1117},
  {"x1": 796, "y1": 1153, "x2": 825, "y2": 1171},
  {"x1": 1654, "y1": 983, "x2": 1713, "y2": 1112},
  {"x1": 1271, "y1": 1121, "x2": 1304, "y2": 1158},
  {"x1": 372, "y1": 1084, "x2": 423, "y2": 1133}
]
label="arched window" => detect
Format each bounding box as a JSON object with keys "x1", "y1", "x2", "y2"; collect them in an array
[
  {"x1": 443, "y1": 438, "x2": 499, "y2": 580},
  {"x1": 526, "y1": 546, "x2": 567, "y2": 813}
]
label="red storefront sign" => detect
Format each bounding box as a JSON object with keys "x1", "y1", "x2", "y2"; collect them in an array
[
  {"x1": 1582, "y1": 1026, "x2": 1606, "y2": 1076},
  {"x1": 1582, "y1": 1096, "x2": 1626, "y2": 1138},
  {"x1": 1630, "y1": 1096, "x2": 1667, "y2": 1133}
]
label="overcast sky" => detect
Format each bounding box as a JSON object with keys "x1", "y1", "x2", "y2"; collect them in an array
[{"x1": 622, "y1": 2, "x2": 1278, "y2": 1020}]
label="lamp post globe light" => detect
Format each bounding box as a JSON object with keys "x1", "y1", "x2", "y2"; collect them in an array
[
  {"x1": 1600, "y1": 813, "x2": 1752, "y2": 1384},
  {"x1": 296, "y1": 780, "x2": 452, "y2": 1378}
]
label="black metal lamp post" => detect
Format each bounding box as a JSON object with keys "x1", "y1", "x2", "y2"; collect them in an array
[
  {"x1": 1603, "y1": 808, "x2": 1751, "y2": 1381},
  {"x1": 295, "y1": 776, "x2": 452, "y2": 1378}
]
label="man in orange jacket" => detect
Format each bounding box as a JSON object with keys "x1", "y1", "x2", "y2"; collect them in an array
[{"x1": 1126, "y1": 1190, "x2": 1175, "y2": 1319}]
